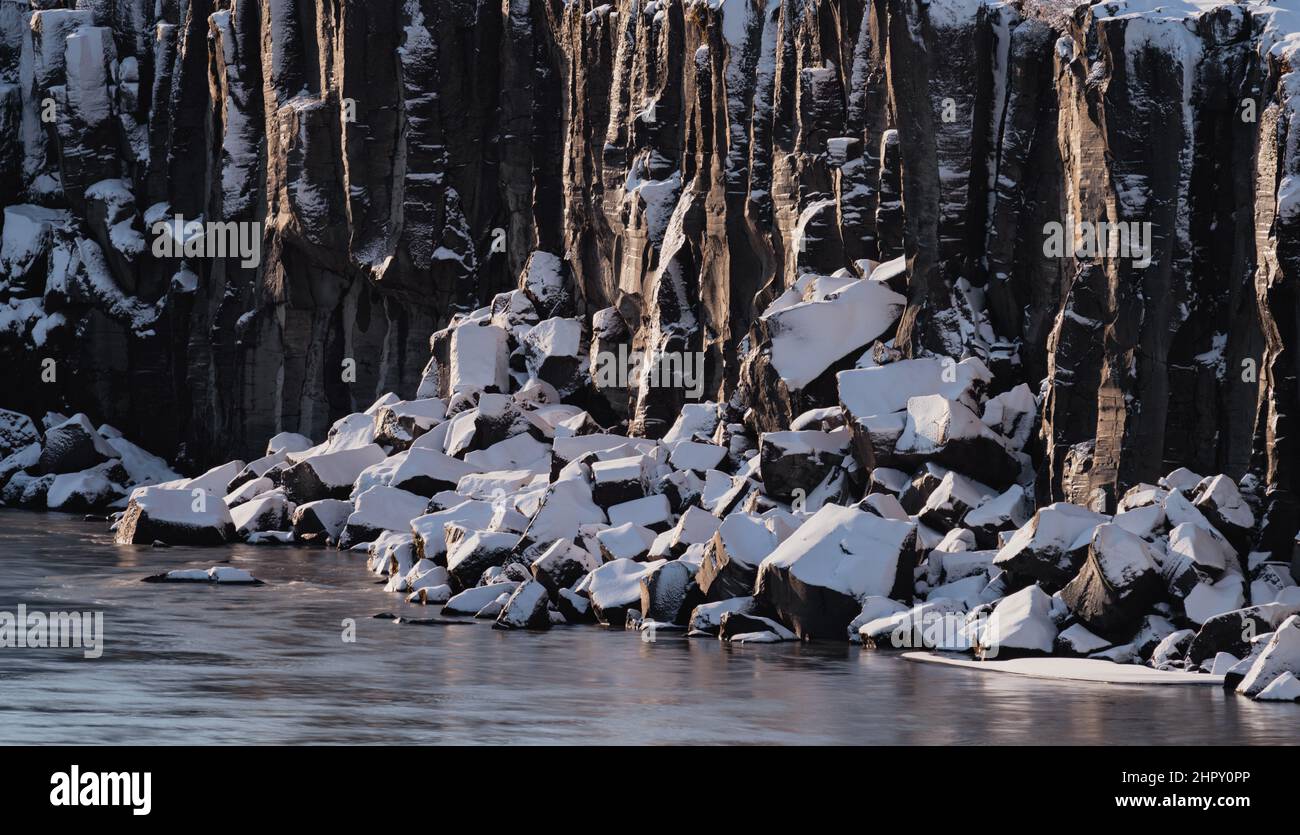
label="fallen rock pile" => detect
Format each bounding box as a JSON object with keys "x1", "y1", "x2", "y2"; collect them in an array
[{"x1": 3, "y1": 256, "x2": 1298, "y2": 704}]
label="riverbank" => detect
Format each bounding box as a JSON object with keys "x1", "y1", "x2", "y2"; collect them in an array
[{"x1": 1, "y1": 510, "x2": 1296, "y2": 746}]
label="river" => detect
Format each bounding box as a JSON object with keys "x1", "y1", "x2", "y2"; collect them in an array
[{"x1": 0, "y1": 509, "x2": 1295, "y2": 745}]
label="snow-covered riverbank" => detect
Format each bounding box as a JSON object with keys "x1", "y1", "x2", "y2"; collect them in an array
[{"x1": 3, "y1": 257, "x2": 1298, "y2": 706}]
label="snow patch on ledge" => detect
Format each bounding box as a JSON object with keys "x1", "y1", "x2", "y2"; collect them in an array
[{"x1": 903, "y1": 651, "x2": 1225, "y2": 685}]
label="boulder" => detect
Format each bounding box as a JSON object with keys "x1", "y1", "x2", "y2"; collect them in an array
[
  {"x1": 993, "y1": 503, "x2": 1106, "y2": 587},
  {"x1": 1186, "y1": 603, "x2": 1300, "y2": 667},
  {"x1": 142, "y1": 567, "x2": 262, "y2": 585},
  {"x1": 37, "y1": 414, "x2": 118, "y2": 475},
  {"x1": 858, "y1": 599, "x2": 966, "y2": 651},
  {"x1": 585, "y1": 558, "x2": 664, "y2": 626},
  {"x1": 977, "y1": 585, "x2": 1058, "y2": 659},
  {"x1": 918, "y1": 470, "x2": 997, "y2": 531},
  {"x1": 114, "y1": 488, "x2": 236, "y2": 546},
  {"x1": 522, "y1": 478, "x2": 608, "y2": 543},
  {"x1": 494, "y1": 579, "x2": 552, "y2": 630},
  {"x1": 1191, "y1": 475, "x2": 1254, "y2": 549},
  {"x1": 1236, "y1": 615, "x2": 1300, "y2": 699},
  {"x1": 899, "y1": 463, "x2": 952, "y2": 514},
  {"x1": 449, "y1": 323, "x2": 510, "y2": 394},
  {"x1": 595, "y1": 522, "x2": 657, "y2": 561},
  {"x1": 608, "y1": 494, "x2": 672, "y2": 530},
  {"x1": 410, "y1": 499, "x2": 521, "y2": 560},
  {"x1": 443, "y1": 581, "x2": 521, "y2": 616},
  {"x1": 758, "y1": 429, "x2": 851, "y2": 503},
  {"x1": 668, "y1": 441, "x2": 727, "y2": 473},
  {"x1": 45, "y1": 460, "x2": 129, "y2": 511},
  {"x1": 374, "y1": 398, "x2": 446, "y2": 450},
  {"x1": 963, "y1": 484, "x2": 1031, "y2": 549},
  {"x1": 337, "y1": 486, "x2": 429, "y2": 549},
  {"x1": 1149, "y1": 628, "x2": 1196, "y2": 669},
  {"x1": 231, "y1": 491, "x2": 295, "y2": 537},
  {"x1": 556, "y1": 587, "x2": 596, "y2": 623},
  {"x1": 1060, "y1": 523, "x2": 1163, "y2": 641},
  {"x1": 1054, "y1": 623, "x2": 1112, "y2": 656},
  {"x1": 590, "y1": 454, "x2": 654, "y2": 507},
  {"x1": 224, "y1": 476, "x2": 274, "y2": 507},
  {"x1": 521, "y1": 317, "x2": 587, "y2": 397},
  {"x1": 1184, "y1": 573, "x2": 1247, "y2": 626},
  {"x1": 719, "y1": 612, "x2": 797, "y2": 643},
  {"x1": 688, "y1": 596, "x2": 756, "y2": 636},
  {"x1": 0, "y1": 409, "x2": 39, "y2": 458},
  {"x1": 390, "y1": 447, "x2": 481, "y2": 496},
  {"x1": 894, "y1": 395, "x2": 1020, "y2": 489},
  {"x1": 290, "y1": 499, "x2": 353, "y2": 543},
  {"x1": 445, "y1": 529, "x2": 522, "y2": 588},
  {"x1": 639, "y1": 560, "x2": 699, "y2": 625},
  {"x1": 847, "y1": 596, "x2": 911, "y2": 643},
  {"x1": 280, "y1": 445, "x2": 386, "y2": 503},
  {"x1": 697, "y1": 512, "x2": 778, "y2": 601},
  {"x1": 755, "y1": 504, "x2": 916, "y2": 640},
  {"x1": 267, "y1": 432, "x2": 314, "y2": 456},
  {"x1": 530, "y1": 539, "x2": 600, "y2": 595}
]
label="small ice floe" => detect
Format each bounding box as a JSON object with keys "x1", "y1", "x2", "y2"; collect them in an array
[{"x1": 142, "y1": 566, "x2": 263, "y2": 585}]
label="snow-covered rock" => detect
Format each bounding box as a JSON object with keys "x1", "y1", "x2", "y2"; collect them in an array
[
  {"x1": 0, "y1": 409, "x2": 39, "y2": 458},
  {"x1": 1190, "y1": 474, "x2": 1254, "y2": 547},
  {"x1": 1186, "y1": 603, "x2": 1300, "y2": 667},
  {"x1": 639, "y1": 560, "x2": 698, "y2": 625},
  {"x1": 290, "y1": 499, "x2": 353, "y2": 543},
  {"x1": 585, "y1": 558, "x2": 665, "y2": 626},
  {"x1": 530, "y1": 539, "x2": 600, "y2": 595},
  {"x1": 143, "y1": 566, "x2": 262, "y2": 585},
  {"x1": 443, "y1": 581, "x2": 521, "y2": 617},
  {"x1": 114, "y1": 487, "x2": 236, "y2": 546},
  {"x1": 919, "y1": 470, "x2": 996, "y2": 531},
  {"x1": 390, "y1": 447, "x2": 481, "y2": 496},
  {"x1": 494, "y1": 579, "x2": 552, "y2": 630},
  {"x1": 595, "y1": 522, "x2": 657, "y2": 562},
  {"x1": 979, "y1": 585, "x2": 1058, "y2": 659},
  {"x1": 1236, "y1": 615, "x2": 1300, "y2": 699},
  {"x1": 230, "y1": 491, "x2": 295, "y2": 537},
  {"x1": 46, "y1": 460, "x2": 129, "y2": 511},
  {"x1": 993, "y1": 502, "x2": 1106, "y2": 586},
  {"x1": 688, "y1": 596, "x2": 756, "y2": 636},
  {"x1": 280, "y1": 445, "x2": 387, "y2": 503},
  {"x1": 1060, "y1": 523, "x2": 1163, "y2": 640},
  {"x1": 445, "y1": 528, "x2": 521, "y2": 588},
  {"x1": 337, "y1": 486, "x2": 429, "y2": 549},
  {"x1": 374, "y1": 398, "x2": 446, "y2": 450},
  {"x1": 756, "y1": 504, "x2": 916, "y2": 639},
  {"x1": 894, "y1": 394, "x2": 1020, "y2": 489},
  {"x1": 37, "y1": 413, "x2": 118, "y2": 475},
  {"x1": 607, "y1": 494, "x2": 672, "y2": 529},
  {"x1": 719, "y1": 612, "x2": 798, "y2": 643},
  {"x1": 697, "y1": 512, "x2": 777, "y2": 601},
  {"x1": 758, "y1": 429, "x2": 851, "y2": 503}
]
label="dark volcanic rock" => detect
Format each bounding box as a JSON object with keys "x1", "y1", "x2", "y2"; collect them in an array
[{"x1": 0, "y1": 0, "x2": 1296, "y2": 567}]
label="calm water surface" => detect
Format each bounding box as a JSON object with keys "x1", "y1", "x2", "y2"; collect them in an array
[{"x1": 1, "y1": 509, "x2": 1296, "y2": 745}]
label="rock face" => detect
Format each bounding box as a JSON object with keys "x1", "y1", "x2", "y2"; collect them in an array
[{"x1": 0, "y1": 0, "x2": 1298, "y2": 565}]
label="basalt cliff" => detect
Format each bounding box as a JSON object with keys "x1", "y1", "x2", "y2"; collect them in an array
[{"x1": 1, "y1": 0, "x2": 1299, "y2": 557}]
